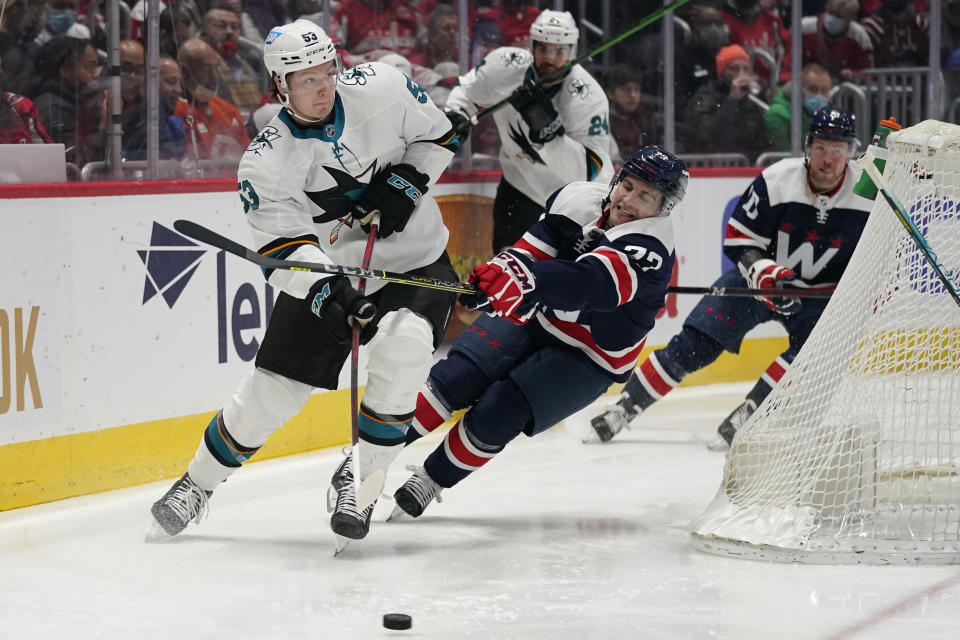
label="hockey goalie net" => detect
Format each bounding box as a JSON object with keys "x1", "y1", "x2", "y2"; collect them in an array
[{"x1": 690, "y1": 120, "x2": 960, "y2": 564}]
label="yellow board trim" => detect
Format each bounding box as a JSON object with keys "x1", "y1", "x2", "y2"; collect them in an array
[{"x1": 0, "y1": 337, "x2": 789, "y2": 512}]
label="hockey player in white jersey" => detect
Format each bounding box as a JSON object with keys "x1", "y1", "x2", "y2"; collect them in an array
[
  {"x1": 444, "y1": 9, "x2": 614, "y2": 253},
  {"x1": 150, "y1": 19, "x2": 461, "y2": 543}
]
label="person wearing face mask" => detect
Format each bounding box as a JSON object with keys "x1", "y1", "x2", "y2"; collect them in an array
[
  {"x1": 174, "y1": 37, "x2": 249, "y2": 164},
  {"x1": 200, "y1": 7, "x2": 267, "y2": 117},
  {"x1": 861, "y1": 0, "x2": 929, "y2": 67},
  {"x1": 801, "y1": 0, "x2": 873, "y2": 81},
  {"x1": 764, "y1": 62, "x2": 832, "y2": 152},
  {"x1": 31, "y1": 0, "x2": 91, "y2": 50},
  {"x1": 676, "y1": 4, "x2": 730, "y2": 113}
]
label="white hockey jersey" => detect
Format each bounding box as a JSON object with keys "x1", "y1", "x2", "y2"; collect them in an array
[
  {"x1": 446, "y1": 47, "x2": 614, "y2": 206},
  {"x1": 237, "y1": 61, "x2": 458, "y2": 298}
]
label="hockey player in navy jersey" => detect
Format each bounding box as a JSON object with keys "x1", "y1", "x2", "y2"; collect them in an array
[
  {"x1": 444, "y1": 9, "x2": 614, "y2": 253},
  {"x1": 150, "y1": 19, "x2": 461, "y2": 543},
  {"x1": 384, "y1": 146, "x2": 688, "y2": 519},
  {"x1": 588, "y1": 108, "x2": 873, "y2": 449}
]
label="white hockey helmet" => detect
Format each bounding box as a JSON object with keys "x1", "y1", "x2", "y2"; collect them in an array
[
  {"x1": 263, "y1": 19, "x2": 339, "y2": 99},
  {"x1": 529, "y1": 10, "x2": 579, "y2": 46}
]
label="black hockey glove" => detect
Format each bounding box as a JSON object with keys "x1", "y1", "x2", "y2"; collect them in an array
[
  {"x1": 307, "y1": 276, "x2": 378, "y2": 345},
  {"x1": 508, "y1": 79, "x2": 564, "y2": 144},
  {"x1": 442, "y1": 106, "x2": 473, "y2": 141},
  {"x1": 352, "y1": 163, "x2": 430, "y2": 239},
  {"x1": 738, "y1": 250, "x2": 802, "y2": 316}
]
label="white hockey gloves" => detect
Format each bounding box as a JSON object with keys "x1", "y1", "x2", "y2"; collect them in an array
[
  {"x1": 739, "y1": 250, "x2": 801, "y2": 316},
  {"x1": 352, "y1": 163, "x2": 430, "y2": 239},
  {"x1": 308, "y1": 276, "x2": 378, "y2": 344}
]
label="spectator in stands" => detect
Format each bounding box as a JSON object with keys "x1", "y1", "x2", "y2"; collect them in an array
[
  {"x1": 861, "y1": 0, "x2": 929, "y2": 67},
  {"x1": 0, "y1": 53, "x2": 53, "y2": 143},
  {"x1": 764, "y1": 62, "x2": 832, "y2": 151},
  {"x1": 471, "y1": 17, "x2": 503, "y2": 66},
  {"x1": 159, "y1": 55, "x2": 183, "y2": 111},
  {"x1": 176, "y1": 38, "x2": 250, "y2": 164},
  {"x1": 119, "y1": 40, "x2": 186, "y2": 160},
  {"x1": 0, "y1": 0, "x2": 45, "y2": 95},
  {"x1": 333, "y1": 0, "x2": 422, "y2": 58},
  {"x1": 476, "y1": 1, "x2": 539, "y2": 48},
  {"x1": 720, "y1": 0, "x2": 790, "y2": 84},
  {"x1": 131, "y1": 0, "x2": 203, "y2": 42},
  {"x1": 215, "y1": 0, "x2": 263, "y2": 42},
  {"x1": 408, "y1": 4, "x2": 457, "y2": 70},
  {"x1": 158, "y1": 7, "x2": 193, "y2": 58},
  {"x1": 32, "y1": 36, "x2": 104, "y2": 168},
  {"x1": 241, "y1": 0, "x2": 288, "y2": 40},
  {"x1": 683, "y1": 44, "x2": 771, "y2": 162},
  {"x1": 33, "y1": 0, "x2": 91, "y2": 46},
  {"x1": 676, "y1": 5, "x2": 730, "y2": 113},
  {"x1": 801, "y1": 0, "x2": 873, "y2": 81},
  {"x1": 943, "y1": 0, "x2": 960, "y2": 64},
  {"x1": 606, "y1": 64, "x2": 659, "y2": 163},
  {"x1": 201, "y1": 8, "x2": 267, "y2": 116}
]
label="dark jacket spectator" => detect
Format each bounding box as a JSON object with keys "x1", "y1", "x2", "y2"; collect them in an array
[
  {"x1": 676, "y1": 5, "x2": 730, "y2": 113},
  {"x1": 861, "y1": 0, "x2": 929, "y2": 67},
  {"x1": 801, "y1": 0, "x2": 873, "y2": 81},
  {"x1": 32, "y1": 36, "x2": 104, "y2": 168},
  {"x1": 605, "y1": 64, "x2": 659, "y2": 162},
  {"x1": 683, "y1": 44, "x2": 770, "y2": 161}
]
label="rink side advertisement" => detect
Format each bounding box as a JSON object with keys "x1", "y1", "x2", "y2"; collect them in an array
[{"x1": 0, "y1": 171, "x2": 788, "y2": 509}]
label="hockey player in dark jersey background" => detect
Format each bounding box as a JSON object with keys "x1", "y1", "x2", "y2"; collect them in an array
[
  {"x1": 149, "y1": 19, "x2": 461, "y2": 544},
  {"x1": 588, "y1": 108, "x2": 873, "y2": 450},
  {"x1": 444, "y1": 9, "x2": 614, "y2": 254},
  {"x1": 381, "y1": 147, "x2": 688, "y2": 519}
]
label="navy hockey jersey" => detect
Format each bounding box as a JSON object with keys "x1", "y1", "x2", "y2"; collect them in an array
[
  {"x1": 724, "y1": 157, "x2": 873, "y2": 288},
  {"x1": 512, "y1": 181, "x2": 675, "y2": 380}
]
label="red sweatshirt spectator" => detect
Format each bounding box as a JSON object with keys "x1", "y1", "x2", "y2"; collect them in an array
[
  {"x1": 802, "y1": 0, "x2": 873, "y2": 81},
  {"x1": 333, "y1": 0, "x2": 422, "y2": 58},
  {"x1": 0, "y1": 91, "x2": 54, "y2": 143}
]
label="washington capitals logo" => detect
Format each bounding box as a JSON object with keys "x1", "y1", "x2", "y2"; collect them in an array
[
  {"x1": 139, "y1": 222, "x2": 205, "y2": 308},
  {"x1": 247, "y1": 126, "x2": 281, "y2": 156}
]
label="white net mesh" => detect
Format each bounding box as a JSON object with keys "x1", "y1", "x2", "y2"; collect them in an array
[{"x1": 690, "y1": 120, "x2": 960, "y2": 565}]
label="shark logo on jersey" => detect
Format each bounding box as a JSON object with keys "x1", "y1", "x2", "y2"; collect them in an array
[
  {"x1": 304, "y1": 160, "x2": 377, "y2": 226},
  {"x1": 507, "y1": 122, "x2": 544, "y2": 165},
  {"x1": 568, "y1": 79, "x2": 591, "y2": 100},
  {"x1": 339, "y1": 64, "x2": 376, "y2": 85},
  {"x1": 500, "y1": 50, "x2": 527, "y2": 69},
  {"x1": 247, "y1": 126, "x2": 281, "y2": 156}
]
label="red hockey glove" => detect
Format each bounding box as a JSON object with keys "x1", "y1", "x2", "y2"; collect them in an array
[
  {"x1": 743, "y1": 257, "x2": 801, "y2": 316},
  {"x1": 468, "y1": 251, "x2": 537, "y2": 319}
]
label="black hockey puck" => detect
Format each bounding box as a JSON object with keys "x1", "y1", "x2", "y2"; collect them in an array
[{"x1": 383, "y1": 613, "x2": 412, "y2": 630}]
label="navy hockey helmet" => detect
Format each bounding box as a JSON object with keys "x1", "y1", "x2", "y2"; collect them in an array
[
  {"x1": 616, "y1": 146, "x2": 689, "y2": 216},
  {"x1": 805, "y1": 107, "x2": 858, "y2": 148}
]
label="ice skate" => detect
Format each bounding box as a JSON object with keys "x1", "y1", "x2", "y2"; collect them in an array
[
  {"x1": 330, "y1": 477, "x2": 376, "y2": 543},
  {"x1": 389, "y1": 466, "x2": 443, "y2": 520},
  {"x1": 706, "y1": 399, "x2": 756, "y2": 451},
  {"x1": 148, "y1": 473, "x2": 212, "y2": 539},
  {"x1": 585, "y1": 392, "x2": 639, "y2": 443}
]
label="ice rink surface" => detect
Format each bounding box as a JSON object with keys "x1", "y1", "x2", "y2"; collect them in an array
[{"x1": 3, "y1": 382, "x2": 960, "y2": 640}]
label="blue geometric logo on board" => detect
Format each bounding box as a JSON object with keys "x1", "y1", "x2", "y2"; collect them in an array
[{"x1": 139, "y1": 221, "x2": 206, "y2": 308}]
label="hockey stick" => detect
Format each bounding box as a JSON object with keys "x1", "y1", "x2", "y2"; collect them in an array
[
  {"x1": 471, "y1": 0, "x2": 693, "y2": 125},
  {"x1": 856, "y1": 153, "x2": 960, "y2": 309},
  {"x1": 174, "y1": 220, "x2": 830, "y2": 301},
  {"x1": 172, "y1": 220, "x2": 476, "y2": 294},
  {"x1": 350, "y1": 215, "x2": 385, "y2": 514}
]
